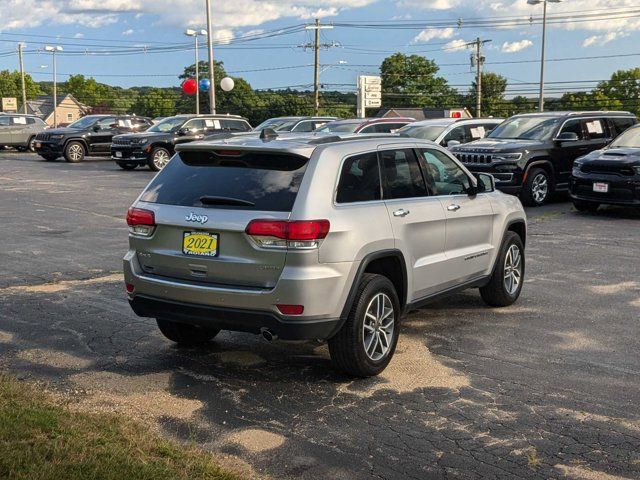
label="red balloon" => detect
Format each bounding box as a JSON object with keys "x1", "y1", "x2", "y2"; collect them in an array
[{"x1": 182, "y1": 78, "x2": 197, "y2": 95}]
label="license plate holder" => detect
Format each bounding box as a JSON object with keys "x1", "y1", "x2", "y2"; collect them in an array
[
  {"x1": 593, "y1": 182, "x2": 609, "y2": 193},
  {"x1": 183, "y1": 231, "x2": 219, "y2": 257}
]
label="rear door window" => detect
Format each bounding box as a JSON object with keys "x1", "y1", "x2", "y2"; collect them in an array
[
  {"x1": 0, "y1": 117, "x2": 9, "y2": 126},
  {"x1": 336, "y1": 152, "x2": 381, "y2": 203},
  {"x1": 609, "y1": 117, "x2": 636, "y2": 137},
  {"x1": 380, "y1": 149, "x2": 428, "y2": 199},
  {"x1": 220, "y1": 119, "x2": 251, "y2": 132},
  {"x1": 140, "y1": 150, "x2": 309, "y2": 212}
]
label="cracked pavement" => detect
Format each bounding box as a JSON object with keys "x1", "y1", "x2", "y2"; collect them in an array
[{"x1": 1, "y1": 152, "x2": 639, "y2": 479}]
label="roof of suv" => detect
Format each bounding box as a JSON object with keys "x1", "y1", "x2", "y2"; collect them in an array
[
  {"x1": 173, "y1": 113, "x2": 248, "y2": 120},
  {"x1": 512, "y1": 111, "x2": 635, "y2": 118},
  {"x1": 407, "y1": 118, "x2": 503, "y2": 127},
  {"x1": 177, "y1": 132, "x2": 423, "y2": 158}
]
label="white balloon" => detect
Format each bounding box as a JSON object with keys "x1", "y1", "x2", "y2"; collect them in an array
[{"x1": 220, "y1": 77, "x2": 235, "y2": 92}]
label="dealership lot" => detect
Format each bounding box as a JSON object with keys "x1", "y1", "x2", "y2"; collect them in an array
[{"x1": 1, "y1": 152, "x2": 639, "y2": 479}]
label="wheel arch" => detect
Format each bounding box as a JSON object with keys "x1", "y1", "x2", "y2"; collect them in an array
[
  {"x1": 63, "y1": 137, "x2": 88, "y2": 154},
  {"x1": 339, "y1": 249, "x2": 408, "y2": 322},
  {"x1": 524, "y1": 158, "x2": 556, "y2": 190},
  {"x1": 506, "y1": 219, "x2": 527, "y2": 247}
]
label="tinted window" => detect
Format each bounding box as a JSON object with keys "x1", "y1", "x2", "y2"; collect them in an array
[
  {"x1": 336, "y1": 152, "x2": 381, "y2": 203},
  {"x1": 489, "y1": 116, "x2": 559, "y2": 140},
  {"x1": 183, "y1": 119, "x2": 206, "y2": 131},
  {"x1": 140, "y1": 151, "x2": 308, "y2": 212},
  {"x1": 583, "y1": 119, "x2": 607, "y2": 140},
  {"x1": 419, "y1": 149, "x2": 471, "y2": 196},
  {"x1": 380, "y1": 149, "x2": 428, "y2": 199},
  {"x1": 443, "y1": 126, "x2": 468, "y2": 144},
  {"x1": 27, "y1": 117, "x2": 36, "y2": 125},
  {"x1": 361, "y1": 123, "x2": 407, "y2": 134},
  {"x1": 221, "y1": 119, "x2": 250, "y2": 132},
  {"x1": 560, "y1": 119, "x2": 584, "y2": 140},
  {"x1": 292, "y1": 121, "x2": 314, "y2": 132},
  {"x1": 397, "y1": 124, "x2": 448, "y2": 141},
  {"x1": 0, "y1": 117, "x2": 10, "y2": 126},
  {"x1": 609, "y1": 117, "x2": 636, "y2": 137},
  {"x1": 96, "y1": 117, "x2": 117, "y2": 129}
]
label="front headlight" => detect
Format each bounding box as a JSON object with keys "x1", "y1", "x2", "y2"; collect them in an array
[
  {"x1": 633, "y1": 166, "x2": 640, "y2": 175},
  {"x1": 492, "y1": 153, "x2": 522, "y2": 162},
  {"x1": 134, "y1": 138, "x2": 148, "y2": 145}
]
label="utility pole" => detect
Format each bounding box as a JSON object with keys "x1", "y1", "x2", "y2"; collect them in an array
[
  {"x1": 18, "y1": 43, "x2": 27, "y2": 113},
  {"x1": 205, "y1": 0, "x2": 216, "y2": 114},
  {"x1": 467, "y1": 38, "x2": 491, "y2": 118},
  {"x1": 45, "y1": 45, "x2": 63, "y2": 128},
  {"x1": 304, "y1": 19, "x2": 335, "y2": 115},
  {"x1": 185, "y1": 29, "x2": 207, "y2": 115}
]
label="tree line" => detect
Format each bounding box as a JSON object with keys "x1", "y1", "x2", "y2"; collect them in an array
[{"x1": 0, "y1": 53, "x2": 639, "y2": 124}]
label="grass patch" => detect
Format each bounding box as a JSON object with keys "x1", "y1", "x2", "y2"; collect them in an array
[{"x1": 0, "y1": 374, "x2": 241, "y2": 480}]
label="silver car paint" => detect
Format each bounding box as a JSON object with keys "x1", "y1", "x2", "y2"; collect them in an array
[{"x1": 124, "y1": 135, "x2": 526, "y2": 325}]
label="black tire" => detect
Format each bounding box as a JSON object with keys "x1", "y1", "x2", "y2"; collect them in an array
[
  {"x1": 64, "y1": 141, "x2": 85, "y2": 163},
  {"x1": 117, "y1": 162, "x2": 137, "y2": 171},
  {"x1": 15, "y1": 146, "x2": 27, "y2": 152},
  {"x1": 328, "y1": 273, "x2": 401, "y2": 377},
  {"x1": 27, "y1": 136, "x2": 37, "y2": 153},
  {"x1": 41, "y1": 155, "x2": 58, "y2": 162},
  {"x1": 156, "y1": 319, "x2": 220, "y2": 346},
  {"x1": 479, "y1": 231, "x2": 525, "y2": 307},
  {"x1": 520, "y1": 167, "x2": 551, "y2": 207},
  {"x1": 573, "y1": 200, "x2": 599, "y2": 213},
  {"x1": 147, "y1": 147, "x2": 171, "y2": 171}
]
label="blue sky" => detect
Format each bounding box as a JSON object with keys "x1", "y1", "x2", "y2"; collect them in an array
[{"x1": 0, "y1": 0, "x2": 639, "y2": 98}]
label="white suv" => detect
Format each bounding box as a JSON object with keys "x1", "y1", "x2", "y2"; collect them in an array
[
  {"x1": 398, "y1": 117, "x2": 504, "y2": 148},
  {"x1": 124, "y1": 134, "x2": 526, "y2": 377}
]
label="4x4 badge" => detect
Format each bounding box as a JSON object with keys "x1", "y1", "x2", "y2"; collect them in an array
[{"x1": 185, "y1": 212, "x2": 208, "y2": 224}]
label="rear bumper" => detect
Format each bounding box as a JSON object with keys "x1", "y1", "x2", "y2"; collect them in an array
[
  {"x1": 129, "y1": 295, "x2": 341, "y2": 340},
  {"x1": 570, "y1": 174, "x2": 640, "y2": 206}
]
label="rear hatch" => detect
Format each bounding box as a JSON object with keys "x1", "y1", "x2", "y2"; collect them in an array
[{"x1": 134, "y1": 148, "x2": 309, "y2": 289}]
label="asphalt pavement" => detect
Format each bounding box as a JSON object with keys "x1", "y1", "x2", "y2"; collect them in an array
[{"x1": 1, "y1": 151, "x2": 639, "y2": 479}]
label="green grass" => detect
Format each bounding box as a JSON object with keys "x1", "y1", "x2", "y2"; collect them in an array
[{"x1": 0, "y1": 374, "x2": 241, "y2": 480}]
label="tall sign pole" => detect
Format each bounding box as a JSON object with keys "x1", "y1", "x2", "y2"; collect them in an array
[
  {"x1": 466, "y1": 38, "x2": 491, "y2": 118},
  {"x1": 18, "y1": 43, "x2": 27, "y2": 113},
  {"x1": 357, "y1": 75, "x2": 382, "y2": 119},
  {"x1": 205, "y1": 0, "x2": 216, "y2": 114},
  {"x1": 313, "y1": 19, "x2": 320, "y2": 115}
]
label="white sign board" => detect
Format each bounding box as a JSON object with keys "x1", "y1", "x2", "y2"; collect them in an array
[
  {"x1": 357, "y1": 75, "x2": 383, "y2": 118},
  {"x1": 1, "y1": 97, "x2": 17, "y2": 112},
  {"x1": 364, "y1": 99, "x2": 382, "y2": 108}
]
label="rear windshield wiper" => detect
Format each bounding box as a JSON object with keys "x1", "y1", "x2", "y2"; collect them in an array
[{"x1": 199, "y1": 196, "x2": 255, "y2": 207}]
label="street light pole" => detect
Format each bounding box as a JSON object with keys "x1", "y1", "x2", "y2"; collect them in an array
[
  {"x1": 205, "y1": 0, "x2": 216, "y2": 114},
  {"x1": 185, "y1": 29, "x2": 207, "y2": 115},
  {"x1": 45, "y1": 45, "x2": 63, "y2": 128},
  {"x1": 529, "y1": 0, "x2": 561, "y2": 112}
]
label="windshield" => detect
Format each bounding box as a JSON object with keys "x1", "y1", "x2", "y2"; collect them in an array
[
  {"x1": 147, "y1": 117, "x2": 186, "y2": 133},
  {"x1": 488, "y1": 117, "x2": 559, "y2": 141},
  {"x1": 68, "y1": 116, "x2": 99, "y2": 129},
  {"x1": 317, "y1": 122, "x2": 361, "y2": 133},
  {"x1": 397, "y1": 124, "x2": 448, "y2": 141},
  {"x1": 253, "y1": 118, "x2": 299, "y2": 132},
  {"x1": 610, "y1": 126, "x2": 640, "y2": 148}
]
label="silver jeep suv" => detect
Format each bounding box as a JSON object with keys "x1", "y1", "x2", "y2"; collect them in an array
[{"x1": 124, "y1": 134, "x2": 526, "y2": 377}]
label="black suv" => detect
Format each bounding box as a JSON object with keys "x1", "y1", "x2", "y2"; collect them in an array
[
  {"x1": 111, "y1": 114, "x2": 252, "y2": 171},
  {"x1": 450, "y1": 111, "x2": 637, "y2": 206},
  {"x1": 34, "y1": 115, "x2": 152, "y2": 163}
]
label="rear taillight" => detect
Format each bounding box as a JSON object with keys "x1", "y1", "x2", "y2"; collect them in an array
[
  {"x1": 245, "y1": 219, "x2": 329, "y2": 249},
  {"x1": 126, "y1": 207, "x2": 156, "y2": 237}
]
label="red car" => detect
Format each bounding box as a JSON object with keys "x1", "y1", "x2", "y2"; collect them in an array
[{"x1": 317, "y1": 117, "x2": 415, "y2": 134}]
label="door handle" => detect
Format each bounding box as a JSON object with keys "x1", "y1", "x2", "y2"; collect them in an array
[
  {"x1": 393, "y1": 209, "x2": 410, "y2": 217},
  {"x1": 447, "y1": 204, "x2": 461, "y2": 212}
]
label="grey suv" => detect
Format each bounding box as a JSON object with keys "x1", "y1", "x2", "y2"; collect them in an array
[
  {"x1": 0, "y1": 114, "x2": 48, "y2": 152},
  {"x1": 124, "y1": 134, "x2": 527, "y2": 377}
]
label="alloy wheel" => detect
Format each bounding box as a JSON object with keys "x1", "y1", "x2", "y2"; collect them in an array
[
  {"x1": 68, "y1": 144, "x2": 83, "y2": 161},
  {"x1": 503, "y1": 244, "x2": 522, "y2": 295},
  {"x1": 153, "y1": 149, "x2": 170, "y2": 169},
  {"x1": 531, "y1": 173, "x2": 548, "y2": 204},
  {"x1": 362, "y1": 292, "x2": 395, "y2": 362}
]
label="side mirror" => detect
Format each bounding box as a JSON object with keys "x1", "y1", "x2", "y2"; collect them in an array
[
  {"x1": 177, "y1": 127, "x2": 190, "y2": 136},
  {"x1": 474, "y1": 173, "x2": 496, "y2": 194},
  {"x1": 93, "y1": 125, "x2": 101, "y2": 132},
  {"x1": 447, "y1": 140, "x2": 461, "y2": 149},
  {"x1": 556, "y1": 132, "x2": 579, "y2": 142}
]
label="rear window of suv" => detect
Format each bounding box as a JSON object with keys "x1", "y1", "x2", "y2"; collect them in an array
[{"x1": 139, "y1": 150, "x2": 309, "y2": 211}]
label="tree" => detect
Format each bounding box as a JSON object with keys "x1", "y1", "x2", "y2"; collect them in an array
[
  {"x1": 557, "y1": 91, "x2": 622, "y2": 112},
  {"x1": 132, "y1": 88, "x2": 177, "y2": 118},
  {"x1": 380, "y1": 53, "x2": 457, "y2": 108},
  {"x1": 467, "y1": 72, "x2": 508, "y2": 117},
  {"x1": 0, "y1": 70, "x2": 43, "y2": 106},
  {"x1": 595, "y1": 68, "x2": 640, "y2": 115}
]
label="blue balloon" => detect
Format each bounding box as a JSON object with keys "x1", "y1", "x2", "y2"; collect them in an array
[{"x1": 199, "y1": 79, "x2": 211, "y2": 92}]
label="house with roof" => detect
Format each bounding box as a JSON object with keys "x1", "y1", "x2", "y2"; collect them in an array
[
  {"x1": 376, "y1": 107, "x2": 472, "y2": 120},
  {"x1": 20, "y1": 94, "x2": 90, "y2": 126}
]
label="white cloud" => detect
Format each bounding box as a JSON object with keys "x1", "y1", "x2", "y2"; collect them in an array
[
  {"x1": 501, "y1": 39, "x2": 533, "y2": 53},
  {"x1": 0, "y1": 0, "x2": 377, "y2": 30},
  {"x1": 582, "y1": 31, "x2": 628, "y2": 47},
  {"x1": 398, "y1": 0, "x2": 460, "y2": 10},
  {"x1": 122, "y1": 28, "x2": 134, "y2": 35},
  {"x1": 73, "y1": 32, "x2": 85, "y2": 38},
  {"x1": 443, "y1": 39, "x2": 468, "y2": 51},
  {"x1": 413, "y1": 27, "x2": 456, "y2": 43}
]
